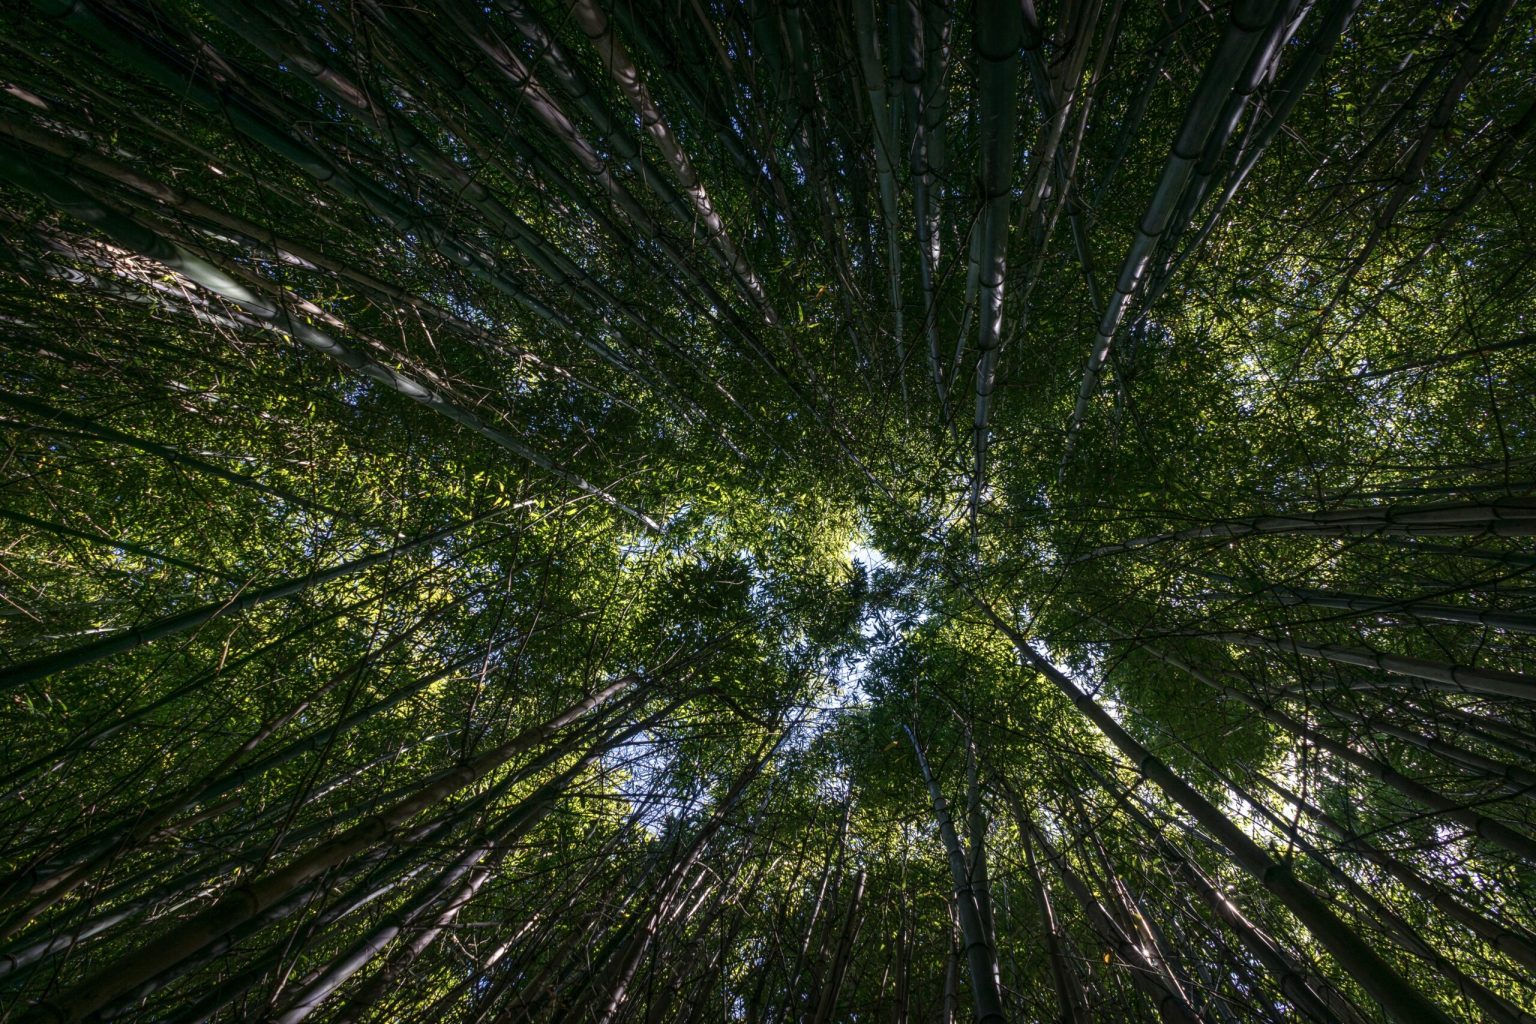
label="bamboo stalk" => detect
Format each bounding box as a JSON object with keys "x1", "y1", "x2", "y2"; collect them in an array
[{"x1": 905, "y1": 725, "x2": 1006, "y2": 1024}]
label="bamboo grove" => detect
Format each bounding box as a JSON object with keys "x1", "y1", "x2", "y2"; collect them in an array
[{"x1": 0, "y1": 0, "x2": 1532, "y2": 1020}]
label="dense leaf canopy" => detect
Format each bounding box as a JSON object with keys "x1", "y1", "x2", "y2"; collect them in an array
[{"x1": 0, "y1": 1, "x2": 1533, "y2": 1022}]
